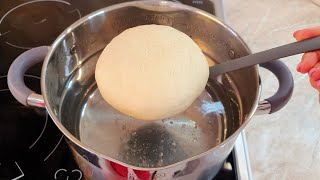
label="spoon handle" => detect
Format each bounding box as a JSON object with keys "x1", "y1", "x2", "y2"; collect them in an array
[{"x1": 209, "y1": 36, "x2": 320, "y2": 76}]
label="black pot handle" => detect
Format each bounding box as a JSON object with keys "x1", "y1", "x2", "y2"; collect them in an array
[{"x1": 257, "y1": 60, "x2": 294, "y2": 114}]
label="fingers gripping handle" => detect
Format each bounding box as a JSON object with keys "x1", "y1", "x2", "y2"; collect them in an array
[
  {"x1": 7, "y1": 46, "x2": 49, "y2": 107},
  {"x1": 258, "y1": 60, "x2": 294, "y2": 114}
]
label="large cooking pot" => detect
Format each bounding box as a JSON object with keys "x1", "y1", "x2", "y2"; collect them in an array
[{"x1": 7, "y1": 1, "x2": 293, "y2": 179}]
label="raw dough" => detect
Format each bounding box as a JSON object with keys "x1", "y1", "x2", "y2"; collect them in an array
[{"x1": 95, "y1": 25, "x2": 209, "y2": 120}]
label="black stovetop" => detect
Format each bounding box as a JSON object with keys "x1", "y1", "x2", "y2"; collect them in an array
[{"x1": 0, "y1": 1, "x2": 236, "y2": 179}]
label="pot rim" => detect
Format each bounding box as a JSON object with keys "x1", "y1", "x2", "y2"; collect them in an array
[{"x1": 41, "y1": 0, "x2": 261, "y2": 170}]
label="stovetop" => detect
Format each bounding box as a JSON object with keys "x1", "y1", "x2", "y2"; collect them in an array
[{"x1": 0, "y1": 0, "x2": 251, "y2": 179}]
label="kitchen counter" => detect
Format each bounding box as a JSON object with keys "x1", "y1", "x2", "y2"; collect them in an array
[{"x1": 223, "y1": 0, "x2": 320, "y2": 179}]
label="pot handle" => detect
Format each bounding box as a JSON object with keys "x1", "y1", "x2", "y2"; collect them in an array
[
  {"x1": 7, "y1": 46, "x2": 49, "y2": 108},
  {"x1": 256, "y1": 60, "x2": 294, "y2": 115}
]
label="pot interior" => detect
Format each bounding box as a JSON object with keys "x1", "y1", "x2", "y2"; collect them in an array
[{"x1": 44, "y1": 1, "x2": 259, "y2": 168}]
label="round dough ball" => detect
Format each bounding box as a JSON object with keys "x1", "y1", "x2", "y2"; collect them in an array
[{"x1": 95, "y1": 25, "x2": 209, "y2": 120}]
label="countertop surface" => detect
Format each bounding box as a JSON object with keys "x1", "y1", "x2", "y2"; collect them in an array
[{"x1": 223, "y1": 0, "x2": 320, "y2": 179}]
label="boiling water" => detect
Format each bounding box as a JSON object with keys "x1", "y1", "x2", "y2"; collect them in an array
[
  {"x1": 78, "y1": 87, "x2": 227, "y2": 167},
  {"x1": 61, "y1": 52, "x2": 241, "y2": 168}
]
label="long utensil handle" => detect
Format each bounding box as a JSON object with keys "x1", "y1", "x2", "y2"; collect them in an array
[{"x1": 209, "y1": 36, "x2": 320, "y2": 76}]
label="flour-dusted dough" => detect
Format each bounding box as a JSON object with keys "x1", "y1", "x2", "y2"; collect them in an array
[{"x1": 95, "y1": 25, "x2": 209, "y2": 120}]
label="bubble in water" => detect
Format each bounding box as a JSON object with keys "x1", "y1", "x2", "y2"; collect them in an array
[
  {"x1": 171, "y1": 141, "x2": 176, "y2": 146},
  {"x1": 159, "y1": 152, "x2": 163, "y2": 157},
  {"x1": 160, "y1": 146, "x2": 164, "y2": 151},
  {"x1": 157, "y1": 159, "x2": 163, "y2": 166},
  {"x1": 132, "y1": 131, "x2": 137, "y2": 136},
  {"x1": 132, "y1": 143, "x2": 137, "y2": 148},
  {"x1": 160, "y1": 139, "x2": 164, "y2": 143}
]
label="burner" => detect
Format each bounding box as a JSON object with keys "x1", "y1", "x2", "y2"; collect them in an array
[
  {"x1": 0, "y1": 0, "x2": 81, "y2": 50},
  {"x1": 0, "y1": 0, "x2": 137, "y2": 76},
  {"x1": 0, "y1": 76, "x2": 82, "y2": 179},
  {"x1": 0, "y1": 0, "x2": 81, "y2": 76},
  {"x1": 0, "y1": 75, "x2": 54, "y2": 160}
]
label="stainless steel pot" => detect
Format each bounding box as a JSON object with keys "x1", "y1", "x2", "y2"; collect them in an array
[{"x1": 7, "y1": 1, "x2": 294, "y2": 179}]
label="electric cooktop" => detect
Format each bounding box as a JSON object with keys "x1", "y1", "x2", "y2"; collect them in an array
[{"x1": 0, "y1": 1, "x2": 251, "y2": 179}]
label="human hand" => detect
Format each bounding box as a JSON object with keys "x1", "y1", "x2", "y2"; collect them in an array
[{"x1": 294, "y1": 26, "x2": 320, "y2": 93}]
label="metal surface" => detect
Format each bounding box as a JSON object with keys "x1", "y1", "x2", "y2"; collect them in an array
[
  {"x1": 212, "y1": 0, "x2": 225, "y2": 21},
  {"x1": 234, "y1": 132, "x2": 253, "y2": 180},
  {"x1": 27, "y1": 93, "x2": 45, "y2": 108},
  {"x1": 43, "y1": 1, "x2": 261, "y2": 179},
  {"x1": 7, "y1": 0, "x2": 289, "y2": 179},
  {"x1": 219, "y1": 7, "x2": 253, "y2": 180},
  {"x1": 255, "y1": 100, "x2": 272, "y2": 115}
]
